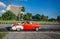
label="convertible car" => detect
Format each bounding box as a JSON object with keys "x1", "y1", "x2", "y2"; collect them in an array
[{"x1": 10, "y1": 22, "x2": 40, "y2": 31}]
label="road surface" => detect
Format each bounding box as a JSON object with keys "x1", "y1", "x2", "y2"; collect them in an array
[
  {"x1": 0, "y1": 24, "x2": 60, "y2": 39},
  {"x1": 3, "y1": 32, "x2": 60, "y2": 39}
]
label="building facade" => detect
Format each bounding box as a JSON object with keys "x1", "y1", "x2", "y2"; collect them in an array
[{"x1": 7, "y1": 5, "x2": 24, "y2": 16}]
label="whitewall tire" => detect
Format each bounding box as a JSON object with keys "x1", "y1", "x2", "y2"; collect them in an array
[
  {"x1": 35, "y1": 28, "x2": 39, "y2": 31},
  {"x1": 16, "y1": 28, "x2": 21, "y2": 31}
]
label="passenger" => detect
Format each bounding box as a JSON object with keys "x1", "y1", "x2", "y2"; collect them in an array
[
  {"x1": 26, "y1": 21, "x2": 30, "y2": 24},
  {"x1": 26, "y1": 21, "x2": 32, "y2": 24},
  {"x1": 29, "y1": 21, "x2": 32, "y2": 24}
]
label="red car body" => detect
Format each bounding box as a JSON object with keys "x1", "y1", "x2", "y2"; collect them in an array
[{"x1": 11, "y1": 23, "x2": 40, "y2": 31}]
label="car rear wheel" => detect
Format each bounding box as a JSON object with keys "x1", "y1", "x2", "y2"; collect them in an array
[
  {"x1": 35, "y1": 28, "x2": 39, "y2": 31},
  {"x1": 16, "y1": 28, "x2": 21, "y2": 31}
]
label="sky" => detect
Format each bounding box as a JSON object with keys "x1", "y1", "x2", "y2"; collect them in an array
[{"x1": 0, "y1": 0, "x2": 60, "y2": 19}]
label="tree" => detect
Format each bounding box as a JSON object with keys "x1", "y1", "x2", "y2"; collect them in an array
[
  {"x1": 41, "y1": 15, "x2": 48, "y2": 21},
  {"x1": 23, "y1": 13, "x2": 32, "y2": 20},
  {"x1": 17, "y1": 6, "x2": 25, "y2": 21},
  {"x1": 48, "y1": 18, "x2": 56, "y2": 21},
  {"x1": 32, "y1": 14, "x2": 48, "y2": 21},
  {"x1": 57, "y1": 15, "x2": 60, "y2": 21},
  {"x1": 0, "y1": 17, "x2": 2, "y2": 20},
  {"x1": 18, "y1": 13, "x2": 24, "y2": 21},
  {"x1": 21, "y1": 7, "x2": 25, "y2": 12},
  {"x1": 33, "y1": 14, "x2": 41, "y2": 21},
  {"x1": 2, "y1": 10, "x2": 16, "y2": 20}
]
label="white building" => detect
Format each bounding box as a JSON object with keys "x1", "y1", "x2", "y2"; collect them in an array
[{"x1": 7, "y1": 5, "x2": 24, "y2": 16}]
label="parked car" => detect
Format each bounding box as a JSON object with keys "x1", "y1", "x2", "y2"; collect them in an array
[{"x1": 10, "y1": 22, "x2": 40, "y2": 31}]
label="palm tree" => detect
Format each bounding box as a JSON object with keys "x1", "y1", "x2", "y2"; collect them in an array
[
  {"x1": 24, "y1": 13, "x2": 32, "y2": 20},
  {"x1": 18, "y1": 7, "x2": 25, "y2": 21},
  {"x1": 21, "y1": 7, "x2": 25, "y2": 12}
]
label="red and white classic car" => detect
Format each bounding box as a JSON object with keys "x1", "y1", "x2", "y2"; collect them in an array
[{"x1": 10, "y1": 22, "x2": 40, "y2": 31}]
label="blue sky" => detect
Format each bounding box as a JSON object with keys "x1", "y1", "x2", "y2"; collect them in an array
[{"x1": 0, "y1": 0, "x2": 60, "y2": 18}]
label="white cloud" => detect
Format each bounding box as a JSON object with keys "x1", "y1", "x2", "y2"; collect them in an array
[
  {"x1": 1, "y1": 10, "x2": 6, "y2": 13},
  {"x1": 0, "y1": 10, "x2": 6, "y2": 16},
  {"x1": 0, "y1": 10, "x2": 6, "y2": 14},
  {"x1": 0, "y1": 2, "x2": 6, "y2": 7},
  {"x1": 0, "y1": 2, "x2": 6, "y2": 16}
]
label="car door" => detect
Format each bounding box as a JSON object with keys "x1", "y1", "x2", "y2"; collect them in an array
[{"x1": 23, "y1": 24, "x2": 34, "y2": 30}]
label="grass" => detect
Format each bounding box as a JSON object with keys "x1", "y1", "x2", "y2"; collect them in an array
[
  {"x1": 0, "y1": 32, "x2": 8, "y2": 39},
  {"x1": 0, "y1": 20, "x2": 59, "y2": 24}
]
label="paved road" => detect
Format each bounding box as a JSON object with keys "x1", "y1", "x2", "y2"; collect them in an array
[
  {"x1": 3, "y1": 32, "x2": 60, "y2": 39},
  {"x1": 0, "y1": 24, "x2": 60, "y2": 39},
  {"x1": 0, "y1": 24, "x2": 60, "y2": 32}
]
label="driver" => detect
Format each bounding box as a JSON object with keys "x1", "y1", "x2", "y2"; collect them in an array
[{"x1": 26, "y1": 21, "x2": 32, "y2": 24}]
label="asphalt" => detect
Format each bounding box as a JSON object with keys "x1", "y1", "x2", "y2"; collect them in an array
[
  {"x1": 0, "y1": 24, "x2": 60, "y2": 39},
  {"x1": 3, "y1": 32, "x2": 60, "y2": 39}
]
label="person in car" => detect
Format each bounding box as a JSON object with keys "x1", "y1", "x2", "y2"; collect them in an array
[{"x1": 26, "y1": 21, "x2": 32, "y2": 24}]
